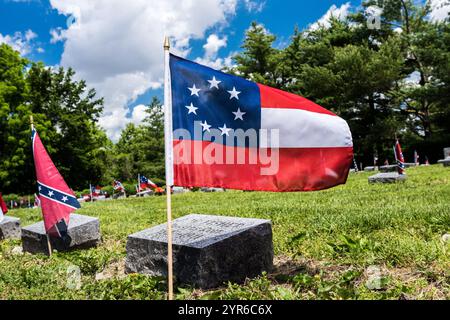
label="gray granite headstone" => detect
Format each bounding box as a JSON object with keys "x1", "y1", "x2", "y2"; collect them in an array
[
  {"x1": 22, "y1": 214, "x2": 100, "y2": 255},
  {"x1": 379, "y1": 165, "x2": 397, "y2": 172},
  {"x1": 125, "y1": 214, "x2": 273, "y2": 289},
  {"x1": 403, "y1": 163, "x2": 416, "y2": 168},
  {"x1": 438, "y1": 148, "x2": 450, "y2": 167},
  {"x1": 364, "y1": 166, "x2": 377, "y2": 172},
  {"x1": 438, "y1": 159, "x2": 450, "y2": 167},
  {"x1": 369, "y1": 172, "x2": 407, "y2": 184},
  {"x1": 0, "y1": 216, "x2": 21, "y2": 240},
  {"x1": 444, "y1": 148, "x2": 450, "y2": 159}
]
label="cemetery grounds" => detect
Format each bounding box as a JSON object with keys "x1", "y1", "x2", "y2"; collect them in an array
[{"x1": 0, "y1": 165, "x2": 449, "y2": 300}]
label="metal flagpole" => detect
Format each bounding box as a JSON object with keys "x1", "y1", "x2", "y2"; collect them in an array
[
  {"x1": 30, "y1": 115, "x2": 53, "y2": 256},
  {"x1": 163, "y1": 36, "x2": 174, "y2": 300}
]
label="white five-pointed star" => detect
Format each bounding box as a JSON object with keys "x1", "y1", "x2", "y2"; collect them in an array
[
  {"x1": 38, "y1": 186, "x2": 42, "y2": 191},
  {"x1": 228, "y1": 87, "x2": 241, "y2": 100},
  {"x1": 219, "y1": 124, "x2": 232, "y2": 136},
  {"x1": 208, "y1": 76, "x2": 221, "y2": 89},
  {"x1": 188, "y1": 84, "x2": 201, "y2": 97},
  {"x1": 62, "y1": 196, "x2": 68, "y2": 202},
  {"x1": 48, "y1": 190, "x2": 54, "y2": 197},
  {"x1": 200, "y1": 121, "x2": 212, "y2": 132},
  {"x1": 233, "y1": 108, "x2": 246, "y2": 121},
  {"x1": 185, "y1": 103, "x2": 198, "y2": 115}
]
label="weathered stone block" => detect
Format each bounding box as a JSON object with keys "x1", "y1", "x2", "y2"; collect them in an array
[
  {"x1": 364, "y1": 166, "x2": 377, "y2": 172},
  {"x1": 438, "y1": 159, "x2": 450, "y2": 167},
  {"x1": 403, "y1": 163, "x2": 417, "y2": 168},
  {"x1": 125, "y1": 214, "x2": 273, "y2": 289},
  {"x1": 0, "y1": 216, "x2": 21, "y2": 240},
  {"x1": 22, "y1": 214, "x2": 100, "y2": 255},
  {"x1": 379, "y1": 165, "x2": 397, "y2": 172},
  {"x1": 443, "y1": 148, "x2": 450, "y2": 159},
  {"x1": 369, "y1": 172, "x2": 407, "y2": 184}
]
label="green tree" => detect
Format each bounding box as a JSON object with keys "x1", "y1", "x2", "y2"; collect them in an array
[
  {"x1": 112, "y1": 97, "x2": 165, "y2": 184},
  {"x1": 233, "y1": 22, "x2": 282, "y2": 87},
  {"x1": 0, "y1": 44, "x2": 108, "y2": 194}
]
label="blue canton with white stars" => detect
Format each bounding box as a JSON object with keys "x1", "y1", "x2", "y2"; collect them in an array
[
  {"x1": 170, "y1": 54, "x2": 261, "y2": 147},
  {"x1": 38, "y1": 182, "x2": 81, "y2": 209}
]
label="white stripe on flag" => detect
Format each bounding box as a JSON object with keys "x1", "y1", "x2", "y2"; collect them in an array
[{"x1": 260, "y1": 108, "x2": 353, "y2": 148}]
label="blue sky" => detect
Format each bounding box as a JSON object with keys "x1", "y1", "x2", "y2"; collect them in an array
[{"x1": 1, "y1": 0, "x2": 446, "y2": 140}]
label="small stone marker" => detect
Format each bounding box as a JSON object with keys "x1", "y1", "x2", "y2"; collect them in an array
[
  {"x1": 125, "y1": 214, "x2": 273, "y2": 289},
  {"x1": 438, "y1": 148, "x2": 450, "y2": 167},
  {"x1": 379, "y1": 165, "x2": 397, "y2": 172},
  {"x1": 364, "y1": 166, "x2": 377, "y2": 172},
  {"x1": 22, "y1": 214, "x2": 100, "y2": 255},
  {"x1": 0, "y1": 216, "x2": 21, "y2": 240},
  {"x1": 368, "y1": 172, "x2": 407, "y2": 184}
]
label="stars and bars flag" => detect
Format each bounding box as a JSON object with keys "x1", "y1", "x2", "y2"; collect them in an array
[
  {"x1": 90, "y1": 185, "x2": 103, "y2": 196},
  {"x1": 167, "y1": 54, "x2": 353, "y2": 191},
  {"x1": 32, "y1": 129, "x2": 80, "y2": 238},
  {"x1": 113, "y1": 180, "x2": 124, "y2": 192},
  {"x1": 0, "y1": 192, "x2": 8, "y2": 221},
  {"x1": 394, "y1": 139, "x2": 405, "y2": 175},
  {"x1": 140, "y1": 175, "x2": 157, "y2": 190}
]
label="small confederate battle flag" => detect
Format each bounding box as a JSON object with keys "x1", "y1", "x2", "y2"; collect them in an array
[
  {"x1": 394, "y1": 139, "x2": 405, "y2": 175},
  {"x1": 32, "y1": 129, "x2": 80, "y2": 239}
]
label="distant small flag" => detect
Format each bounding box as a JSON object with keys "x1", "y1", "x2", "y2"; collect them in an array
[
  {"x1": 140, "y1": 175, "x2": 157, "y2": 190},
  {"x1": 374, "y1": 155, "x2": 379, "y2": 166},
  {"x1": 0, "y1": 193, "x2": 8, "y2": 221},
  {"x1": 113, "y1": 180, "x2": 124, "y2": 192},
  {"x1": 394, "y1": 139, "x2": 405, "y2": 175},
  {"x1": 425, "y1": 156, "x2": 430, "y2": 166},
  {"x1": 32, "y1": 129, "x2": 80, "y2": 239},
  {"x1": 91, "y1": 185, "x2": 103, "y2": 196},
  {"x1": 414, "y1": 150, "x2": 420, "y2": 166}
]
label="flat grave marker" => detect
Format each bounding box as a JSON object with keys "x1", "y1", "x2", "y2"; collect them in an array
[{"x1": 126, "y1": 214, "x2": 273, "y2": 289}]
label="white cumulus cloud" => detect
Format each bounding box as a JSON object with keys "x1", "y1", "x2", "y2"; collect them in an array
[
  {"x1": 203, "y1": 34, "x2": 228, "y2": 58},
  {"x1": 429, "y1": 0, "x2": 450, "y2": 22},
  {"x1": 243, "y1": 0, "x2": 266, "y2": 13},
  {"x1": 0, "y1": 29, "x2": 38, "y2": 55},
  {"x1": 49, "y1": 0, "x2": 239, "y2": 141},
  {"x1": 309, "y1": 2, "x2": 352, "y2": 31}
]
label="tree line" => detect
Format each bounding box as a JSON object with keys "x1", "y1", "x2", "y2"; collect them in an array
[{"x1": 1, "y1": 0, "x2": 449, "y2": 195}]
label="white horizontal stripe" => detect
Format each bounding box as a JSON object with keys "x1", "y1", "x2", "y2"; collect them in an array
[{"x1": 260, "y1": 108, "x2": 353, "y2": 148}]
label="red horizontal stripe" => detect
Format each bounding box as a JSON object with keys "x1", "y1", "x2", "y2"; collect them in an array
[
  {"x1": 173, "y1": 140, "x2": 353, "y2": 192},
  {"x1": 258, "y1": 83, "x2": 336, "y2": 116}
]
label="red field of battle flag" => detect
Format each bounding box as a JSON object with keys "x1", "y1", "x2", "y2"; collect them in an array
[{"x1": 32, "y1": 129, "x2": 80, "y2": 239}]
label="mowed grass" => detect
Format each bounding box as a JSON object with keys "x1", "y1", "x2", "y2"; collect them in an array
[{"x1": 1, "y1": 165, "x2": 449, "y2": 300}]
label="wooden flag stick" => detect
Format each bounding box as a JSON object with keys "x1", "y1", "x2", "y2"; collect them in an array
[
  {"x1": 30, "y1": 115, "x2": 52, "y2": 257},
  {"x1": 163, "y1": 36, "x2": 174, "y2": 300}
]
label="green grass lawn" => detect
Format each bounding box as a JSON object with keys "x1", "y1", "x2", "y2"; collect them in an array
[{"x1": 1, "y1": 165, "x2": 449, "y2": 300}]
